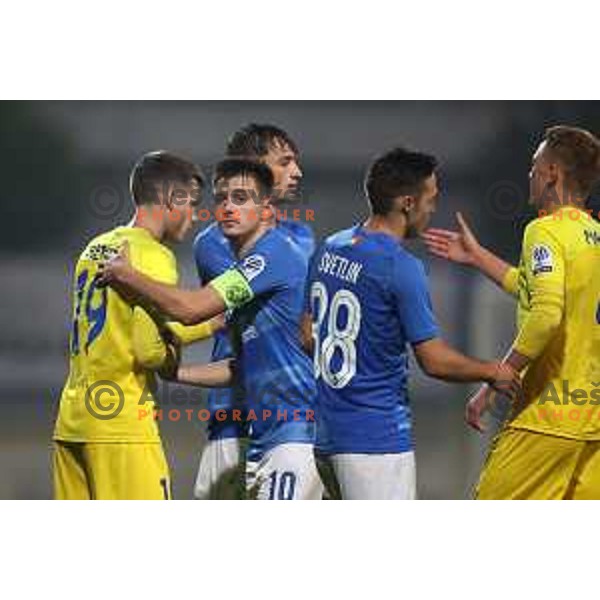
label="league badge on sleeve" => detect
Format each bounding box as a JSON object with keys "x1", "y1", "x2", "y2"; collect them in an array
[
  {"x1": 240, "y1": 254, "x2": 266, "y2": 282},
  {"x1": 531, "y1": 244, "x2": 554, "y2": 276}
]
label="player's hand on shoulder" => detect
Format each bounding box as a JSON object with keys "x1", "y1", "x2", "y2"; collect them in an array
[
  {"x1": 422, "y1": 211, "x2": 482, "y2": 266},
  {"x1": 97, "y1": 240, "x2": 132, "y2": 286}
]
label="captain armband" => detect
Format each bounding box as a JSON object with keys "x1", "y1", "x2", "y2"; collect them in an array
[{"x1": 209, "y1": 268, "x2": 254, "y2": 310}]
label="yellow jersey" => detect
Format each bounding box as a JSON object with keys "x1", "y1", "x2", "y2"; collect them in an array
[
  {"x1": 54, "y1": 226, "x2": 211, "y2": 443},
  {"x1": 504, "y1": 206, "x2": 600, "y2": 439}
]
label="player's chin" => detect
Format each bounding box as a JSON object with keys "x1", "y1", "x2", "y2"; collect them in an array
[
  {"x1": 219, "y1": 221, "x2": 241, "y2": 237},
  {"x1": 283, "y1": 186, "x2": 300, "y2": 202}
]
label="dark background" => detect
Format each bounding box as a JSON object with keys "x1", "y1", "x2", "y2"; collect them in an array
[{"x1": 1, "y1": 101, "x2": 598, "y2": 499}]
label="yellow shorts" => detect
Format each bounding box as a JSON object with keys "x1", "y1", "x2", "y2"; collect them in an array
[
  {"x1": 475, "y1": 428, "x2": 600, "y2": 500},
  {"x1": 53, "y1": 441, "x2": 171, "y2": 500}
]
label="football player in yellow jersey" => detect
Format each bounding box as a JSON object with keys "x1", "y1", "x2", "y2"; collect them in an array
[
  {"x1": 423, "y1": 126, "x2": 600, "y2": 499},
  {"x1": 53, "y1": 151, "x2": 217, "y2": 500}
]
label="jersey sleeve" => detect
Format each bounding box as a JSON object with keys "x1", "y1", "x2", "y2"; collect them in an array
[
  {"x1": 209, "y1": 249, "x2": 288, "y2": 310},
  {"x1": 127, "y1": 242, "x2": 176, "y2": 367},
  {"x1": 392, "y1": 257, "x2": 440, "y2": 344},
  {"x1": 166, "y1": 320, "x2": 214, "y2": 344},
  {"x1": 502, "y1": 266, "x2": 519, "y2": 297},
  {"x1": 513, "y1": 221, "x2": 565, "y2": 358},
  {"x1": 131, "y1": 307, "x2": 167, "y2": 369}
]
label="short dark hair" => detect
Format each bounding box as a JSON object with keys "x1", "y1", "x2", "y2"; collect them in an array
[
  {"x1": 226, "y1": 123, "x2": 299, "y2": 158},
  {"x1": 365, "y1": 147, "x2": 438, "y2": 216},
  {"x1": 213, "y1": 158, "x2": 274, "y2": 197},
  {"x1": 543, "y1": 126, "x2": 600, "y2": 197},
  {"x1": 130, "y1": 150, "x2": 205, "y2": 206}
]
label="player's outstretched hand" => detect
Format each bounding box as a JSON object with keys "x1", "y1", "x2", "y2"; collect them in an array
[
  {"x1": 97, "y1": 241, "x2": 132, "y2": 286},
  {"x1": 422, "y1": 212, "x2": 482, "y2": 266}
]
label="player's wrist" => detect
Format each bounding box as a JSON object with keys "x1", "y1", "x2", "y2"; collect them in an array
[
  {"x1": 481, "y1": 361, "x2": 500, "y2": 385},
  {"x1": 467, "y1": 243, "x2": 487, "y2": 269},
  {"x1": 174, "y1": 364, "x2": 188, "y2": 383}
]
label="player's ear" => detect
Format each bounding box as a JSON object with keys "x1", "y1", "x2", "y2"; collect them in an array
[
  {"x1": 547, "y1": 162, "x2": 560, "y2": 186},
  {"x1": 402, "y1": 195, "x2": 415, "y2": 213},
  {"x1": 164, "y1": 181, "x2": 177, "y2": 210},
  {"x1": 165, "y1": 191, "x2": 175, "y2": 211}
]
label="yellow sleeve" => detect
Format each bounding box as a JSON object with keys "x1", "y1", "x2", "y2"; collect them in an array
[
  {"x1": 132, "y1": 307, "x2": 167, "y2": 369},
  {"x1": 513, "y1": 222, "x2": 565, "y2": 358},
  {"x1": 502, "y1": 266, "x2": 519, "y2": 297},
  {"x1": 166, "y1": 320, "x2": 215, "y2": 344}
]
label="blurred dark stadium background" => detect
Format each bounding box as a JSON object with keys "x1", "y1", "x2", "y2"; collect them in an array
[{"x1": 1, "y1": 101, "x2": 599, "y2": 499}]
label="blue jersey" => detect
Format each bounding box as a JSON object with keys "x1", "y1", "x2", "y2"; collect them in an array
[
  {"x1": 231, "y1": 227, "x2": 316, "y2": 459},
  {"x1": 193, "y1": 219, "x2": 314, "y2": 441},
  {"x1": 277, "y1": 220, "x2": 316, "y2": 258},
  {"x1": 305, "y1": 225, "x2": 440, "y2": 454}
]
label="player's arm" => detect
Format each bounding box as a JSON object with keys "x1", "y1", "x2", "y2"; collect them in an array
[
  {"x1": 166, "y1": 315, "x2": 225, "y2": 345},
  {"x1": 465, "y1": 346, "x2": 533, "y2": 433},
  {"x1": 509, "y1": 226, "x2": 565, "y2": 361},
  {"x1": 127, "y1": 237, "x2": 226, "y2": 336},
  {"x1": 412, "y1": 337, "x2": 516, "y2": 386},
  {"x1": 300, "y1": 312, "x2": 314, "y2": 356},
  {"x1": 131, "y1": 306, "x2": 170, "y2": 369},
  {"x1": 422, "y1": 211, "x2": 519, "y2": 297},
  {"x1": 98, "y1": 243, "x2": 252, "y2": 324},
  {"x1": 131, "y1": 304, "x2": 219, "y2": 373},
  {"x1": 465, "y1": 223, "x2": 565, "y2": 431},
  {"x1": 299, "y1": 252, "x2": 319, "y2": 357},
  {"x1": 395, "y1": 256, "x2": 519, "y2": 391},
  {"x1": 175, "y1": 359, "x2": 234, "y2": 388}
]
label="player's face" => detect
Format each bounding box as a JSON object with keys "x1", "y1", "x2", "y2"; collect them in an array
[
  {"x1": 529, "y1": 141, "x2": 557, "y2": 207},
  {"x1": 214, "y1": 174, "x2": 270, "y2": 241},
  {"x1": 407, "y1": 173, "x2": 438, "y2": 237},
  {"x1": 262, "y1": 140, "x2": 302, "y2": 202},
  {"x1": 164, "y1": 179, "x2": 202, "y2": 243}
]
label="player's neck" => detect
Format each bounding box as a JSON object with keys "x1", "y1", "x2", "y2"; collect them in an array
[
  {"x1": 231, "y1": 222, "x2": 272, "y2": 257},
  {"x1": 540, "y1": 191, "x2": 587, "y2": 214},
  {"x1": 265, "y1": 203, "x2": 278, "y2": 227},
  {"x1": 130, "y1": 208, "x2": 165, "y2": 242},
  {"x1": 363, "y1": 214, "x2": 408, "y2": 241}
]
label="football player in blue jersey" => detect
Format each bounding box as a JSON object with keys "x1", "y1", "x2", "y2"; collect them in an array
[
  {"x1": 192, "y1": 124, "x2": 314, "y2": 499},
  {"x1": 301, "y1": 147, "x2": 519, "y2": 499},
  {"x1": 99, "y1": 158, "x2": 323, "y2": 500}
]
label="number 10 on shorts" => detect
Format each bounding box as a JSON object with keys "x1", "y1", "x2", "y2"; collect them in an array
[{"x1": 268, "y1": 470, "x2": 297, "y2": 500}]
